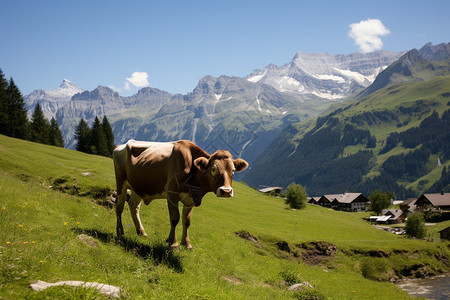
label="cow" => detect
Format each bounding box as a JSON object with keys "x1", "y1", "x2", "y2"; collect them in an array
[{"x1": 113, "y1": 139, "x2": 248, "y2": 250}]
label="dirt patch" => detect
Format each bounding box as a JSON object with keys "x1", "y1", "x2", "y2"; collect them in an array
[
  {"x1": 297, "y1": 241, "x2": 337, "y2": 265},
  {"x1": 235, "y1": 230, "x2": 258, "y2": 244}
]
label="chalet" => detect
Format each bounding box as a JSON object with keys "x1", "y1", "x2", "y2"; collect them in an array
[
  {"x1": 259, "y1": 187, "x2": 282, "y2": 195},
  {"x1": 317, "y1": 195, "x2": 335, "y2": 208},
  {"x1": 334, "y1": 193, "x2": 369, "y2": 212},
  {"x1": 399, "y1": 198, "x2": 417, "y2": 215},
  {"x1": 415, "y1": 192, "x2": 450, "y2": 212},
  {"x1": 381, "y1": 209, "x2": 407, "y2": 223},
  {"x1": 316, "y1": 193, "x2": 369, "y2": 212},
  {"x1": 308, "y1": 197, "x2": 320, "y2": 204}
]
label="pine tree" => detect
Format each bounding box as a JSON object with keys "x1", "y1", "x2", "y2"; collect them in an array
[
  {"x1": 102, "y1": 115, "x2": 115, "y2": 156},
  {"x1": 75, "y1": 118, "x2": 92, "y2": 153},
  {"x1": 30, "y1": 103, "x2": 50, "y2": 144},
  {"x1": 91, "y1": 116, "x2": 108, "y2": 156},
  {"x1": 49, "y1": 117, "x2": 64, "y2": 147},
  {"x1": 6, "y1": 78, "x2": 29, "y2": 139},
  {"x1": 0, "y1": 69, "x2": 9, "y2": 135}
]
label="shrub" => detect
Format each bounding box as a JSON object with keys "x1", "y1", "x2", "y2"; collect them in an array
[
  {"x1": 369, "y1": 190, "x2": 392, "y2": 215},
  {"x1": 360, "y1": 257, "x2": 389, "y2": 281},
  {"x1": 405, "y1": 212, "x2": 426, "y2": 238},
  {"x1": 285, "y1": 183, "x2": 307, "y2": 209}
]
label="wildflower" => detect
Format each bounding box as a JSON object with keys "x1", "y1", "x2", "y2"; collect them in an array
[
  {"x1": 6, "y1": 241, "x2": 11, "y2": 245},
  {"x1": 31, "y1": 241, "x2": 36, "y2": 244},
  {"x1": 24, "y1": 242, "x2": 29, "y2": 244},
  {"x1": 64, "y1": 222, "x2": 68, "y2": 226},
  {"x1": 76, "y1": 222, "x2": 80, "y2": 225},
  {"x1": 2, "y1": 207, "x2": 6, "y2": 210},
  {"x1": 39, "y1": 260, "x2": 44, "y2": 263},
  {"x1": 18, "y1": 225, "x2": 23, "y2": 228},
  {"x1": 70, "y1": 218, "x2": 74, "y2": 220}
]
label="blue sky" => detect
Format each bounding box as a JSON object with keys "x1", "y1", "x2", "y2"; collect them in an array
[{"x1": 1, "y1": 0, "x2": 449, "y2": 96}]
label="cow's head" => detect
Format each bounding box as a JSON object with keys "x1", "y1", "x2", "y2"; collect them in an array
[{"x1": 194, "y1": 150, "x2": 248, "y2": 198}]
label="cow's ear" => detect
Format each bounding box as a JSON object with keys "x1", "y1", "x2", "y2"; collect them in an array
[
  {"x1": 194, "y1": 157, "x2": 209, "y2": 172},
  {"x1": 233, "y1": 158, "x2": 248, "y2": 172}
]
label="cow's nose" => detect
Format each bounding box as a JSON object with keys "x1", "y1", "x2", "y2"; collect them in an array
[{"x1": 217, "y1": 187, "x2": 233, "y2": 197}]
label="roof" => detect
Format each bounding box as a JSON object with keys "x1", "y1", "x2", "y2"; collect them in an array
[
  {"x1": 400, "y1": 198, "x2": 417, "y2": 206},
  {"x1": 370, "y1": 215, "x2": 391, "y2": 222},
  {"x1": 259, "y1": 187, "x2": 282, "y2": 193},
  {"x1": 382, "y1": 209, "x2": 404, "y2": 220},
  {"x1": 321, "y1": 193, "x2": 368, "y2": 204},
  {"x1": 417, "y1": 193, "x2": 450, "y2": 207}
]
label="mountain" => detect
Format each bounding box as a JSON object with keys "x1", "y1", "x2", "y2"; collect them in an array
[
  {"x1": 25, "y1": 79, "x2": 83, "y2": 118},
  {"x1": 243, "y1": 44, "x2": 450, "y2": 198},
  {"x1": 246, "y1": 50, "x2": 402, "y2": 100},
  {"x1": 23, "y1": 46, "x2": 412, "y2": 166}
]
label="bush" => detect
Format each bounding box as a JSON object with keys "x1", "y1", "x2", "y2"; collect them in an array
[
  {"x1": 360, "y1": 257, "x2": 389, "y2": 281},
  {"x1": 369, "y1": 190, "x2": 392, "y2": 215},
  {"x1": 285, "y1": 183, "x2": 307, "y2": 209},
  {"x1": 405, "y1": 212, "x2": 426, "y2": 238}
]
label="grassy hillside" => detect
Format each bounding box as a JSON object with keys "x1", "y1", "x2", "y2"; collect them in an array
[
  {"x1": 0, "y1": 134, "x2": 448, "y2": 299},
  {"x1": 244, "y1": 74, "x2": 450, "y2": 198}
]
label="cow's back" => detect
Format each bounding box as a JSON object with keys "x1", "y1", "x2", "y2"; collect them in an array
[{"x1": 115, "y1": 140, "x2": 176, "y2": 198}]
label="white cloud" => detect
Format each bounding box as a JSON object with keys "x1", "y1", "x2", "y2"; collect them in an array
[
  {"x1": 125, "y1": 72, "x2": 150, "y2": 89},
  {"x1": 348, "y1": 19, "x2": 390, "y2": 53}
]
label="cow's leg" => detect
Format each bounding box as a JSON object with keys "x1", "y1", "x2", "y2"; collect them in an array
[
  {"x1": 181, "y1": 205, "x2": 194, "y2": 251},
  {"x1": 115, "y1": 186, "x2": 128, "y2": 237},
  {"x1": 128, "y1": 191, "x2": 147, "y2": 237},
  {"x1": 166, "y1": 193, "x2": 180, "y2": 249}
]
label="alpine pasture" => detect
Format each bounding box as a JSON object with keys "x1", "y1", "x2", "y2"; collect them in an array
[{"x1": 0, "y1": 134, "x2": 448, "y2": 299}]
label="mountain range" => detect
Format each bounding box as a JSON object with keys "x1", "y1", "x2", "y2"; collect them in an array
[
  {"x1": 24, "y1": 47, "x2": 404, "y2": 162},
  {"x1": 243, "y1": 42, "x2": 450, "y2": 198}
]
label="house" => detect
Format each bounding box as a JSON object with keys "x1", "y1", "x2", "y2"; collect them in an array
[
  {"x1": 439, "y1": 227, "x2": 450, "y2": 240},
  {"x1": 369, "y1": 215, "x2": 392, "y2": 224},
  {"x1": 334, "y1": 193, "x2": 369, "y2": 212},
  {"x1": 317, "y1": 195, "x2": 335, "y2": 208},
  {"x1": 307, "y1": 197, "x2": 320, "y2": 204},
  {"x1": 415, "y1": 192, "x2": 450, "y2": 212},
  {"x1": 315, "y1": 193, "x2": 369, "y2": 212},
  {"x1": 259, "y1": 187, "x2": 282, "y2": 195},
  {"x1": 399, "y1": 198, "x2": 417, "y2": 215},
  {"x1": 381, "y1": 209, "x2": 407, "y2": 223}
]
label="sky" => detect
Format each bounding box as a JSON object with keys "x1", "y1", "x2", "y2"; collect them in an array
[{"x1": 1, "y1": 0, "x2": 449, "y2": 97}]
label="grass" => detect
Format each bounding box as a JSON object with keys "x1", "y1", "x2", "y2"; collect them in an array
[{"x1": 0, "y1": 134, "x2": 448, "y2": 299}]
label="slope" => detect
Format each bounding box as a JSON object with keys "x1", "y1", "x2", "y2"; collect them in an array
[
  {"x1": 1, "y1": 134, "x2": 448, "y2": 299},
  {"x1": 243, "y1": 51, "x2": 450, "y2": 198}
]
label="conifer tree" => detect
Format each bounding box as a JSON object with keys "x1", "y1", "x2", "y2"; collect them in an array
[
  {"x1": 91, "y1": 116, "x2": 108, "y2": 156},
  {"x1": 49, "y1": 117, "x2": 64, "y2": 147},
  {"x1": 102, "y1": 115, "x2": 115, "y2": 156},
  {"x1": 75, "y1": 118, "x2": 91, "y2": 153},
  {"x1": 0, "y1": 69, "x2": 8, "y2": 135},
  {"x1": 6, "y1": 78, "x2": 29, "y2": 139},
  {"x1": 30, "y1": 103, "x2": 50, "y2": 144}
]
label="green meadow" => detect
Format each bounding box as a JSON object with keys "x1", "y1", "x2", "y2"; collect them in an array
[{"x1": 0, "y1": 134, "x2": 448, "y2": 299}]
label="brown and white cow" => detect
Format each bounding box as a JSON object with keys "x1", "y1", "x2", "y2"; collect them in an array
[{"x1": 113, "y1": 139, "x2": 248, "y2": 250}]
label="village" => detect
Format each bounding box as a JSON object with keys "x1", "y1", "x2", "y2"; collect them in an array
[{"x1": 259, "y1": 187, "x2": 450, "y2": 240}]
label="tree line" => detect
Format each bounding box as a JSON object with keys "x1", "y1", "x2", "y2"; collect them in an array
[
  {"x1": 74, "y1": 116, "x2": 115, "y2": 157},
  {"x1": 0, "y1": 69, "x2": 64, "y2": 147}
]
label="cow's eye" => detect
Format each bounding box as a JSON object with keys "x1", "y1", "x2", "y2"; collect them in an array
[{"x1": 211, "y1": 164, "x2": 219, "y2": 176}]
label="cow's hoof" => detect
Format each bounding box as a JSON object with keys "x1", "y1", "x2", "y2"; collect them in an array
[
  {"x1": 185, "y1": 244, "x2": 194, "y2": 252},
  {"x1": 170, "y1": 242, "x2": 179, "y2": 249},
  {"x1": 137, "y1": 230, "x2": 148, "y2": 237}
]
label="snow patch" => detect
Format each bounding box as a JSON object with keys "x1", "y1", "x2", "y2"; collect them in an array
[
  {"x1": 214, "y1": 93, "x2": 222, "y2": 101},
  {"x1": 247, "y1": 70, "x2": 267, "y2": 83},
  {"x1": 314, "y1": 74, "x2": 345, "y2": 83}
]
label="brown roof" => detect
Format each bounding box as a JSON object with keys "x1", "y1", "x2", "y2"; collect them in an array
[
  {"x1": 418, "y1": 193, "x2": 450, "y2": 207},
  {"x1": 322, "y1": 193, "x2": 368, "y2": 204}
]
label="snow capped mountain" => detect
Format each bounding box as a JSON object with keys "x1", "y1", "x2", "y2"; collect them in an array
[
  {"x1": 246, "y1": 50, "x2": 403, "y2": 100},
  {"x1": 24, "y1": 79, "x2": 84, "y2": 119}
]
